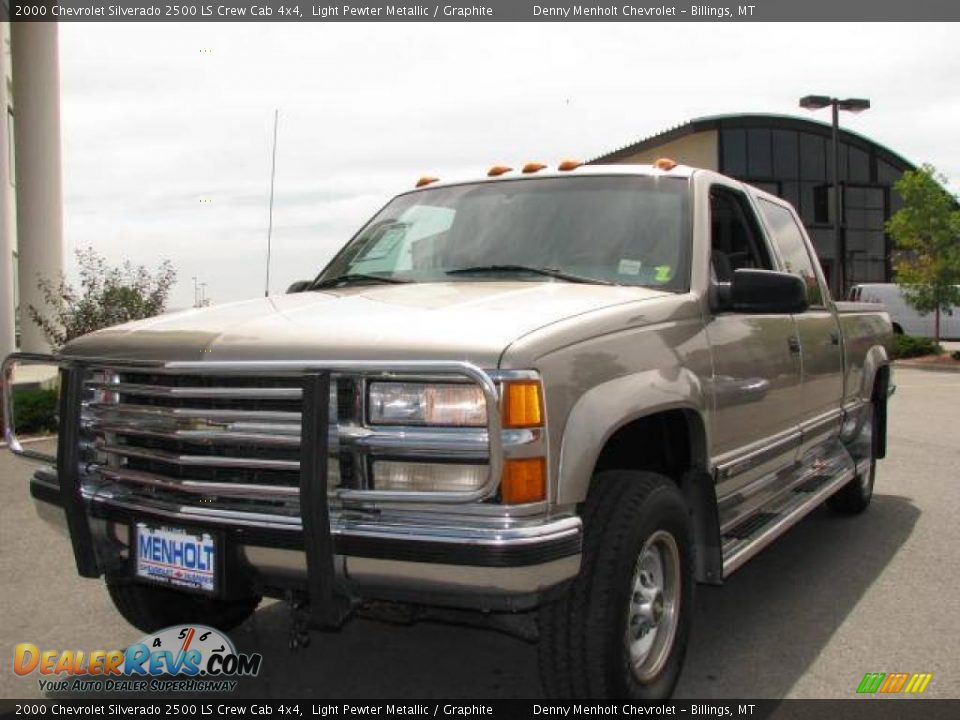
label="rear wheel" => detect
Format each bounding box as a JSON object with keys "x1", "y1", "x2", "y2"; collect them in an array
[
  {"x1": 106, "y1": 577, "x2": 260, "y2": 634},
  {"x1": 828, "y1": 401, "x2": 878, "y2": 515},
  {"x1": 538, "y1": 471, "x2": 693, "y2": 699},
  {"x1": 828, "y1": 458, "x2": 876, "y2": 515}
]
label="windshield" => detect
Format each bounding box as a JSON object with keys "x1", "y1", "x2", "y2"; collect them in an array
[{"x1": 317, "y1": 175, "x2": 691, "y2": 291}]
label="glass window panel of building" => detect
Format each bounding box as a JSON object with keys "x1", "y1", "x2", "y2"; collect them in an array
[
  {"x1": 772, "y1": 130, "x2": 799, "y2": 178},
  {"x1": 747, "y1": 128, "x2": 773, "y2": 177},
  {"x1": 799, "y1": 133, "x2": 827, "y2": 181},
  {"x1": 848, "y1": 145, "x2": 871, "y2": 183},
  {"x1": 722, "y1": 129, "x2": 748, "y2": 176}
]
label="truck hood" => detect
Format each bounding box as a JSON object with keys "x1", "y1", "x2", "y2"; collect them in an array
[{"x1": 60, "y1": 281, "x2": 667, "y2": 367}]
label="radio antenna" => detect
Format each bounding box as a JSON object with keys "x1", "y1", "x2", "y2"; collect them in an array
[{"x1": 264, "y1": 109, "x2": 279, "y2": 297}]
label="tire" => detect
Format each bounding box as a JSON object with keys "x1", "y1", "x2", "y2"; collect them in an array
[
  {"x1": 106, "y1": 577, "x2": 260, "y2": 634},
  {"x1": 828, "y1": 458, "x2": 876, "y2": 515},
  {"x1": 538, "y1": 471, "x2": 694, "y2": 699},
  {"x1": 828, "y1": 402, "x2": 878, "y2": 515}
]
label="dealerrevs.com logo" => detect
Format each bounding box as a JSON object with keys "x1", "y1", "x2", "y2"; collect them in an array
[{"x1": 13, "y1": 625, "x2": 262, "y2": 693}]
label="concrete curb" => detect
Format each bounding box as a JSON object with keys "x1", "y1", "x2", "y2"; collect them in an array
[
  {"x1": 895, "y1": 360, "x2": 960, "y2": 374},
  {"x1": 0, "y1": 434, "x2": 57, "y2": 449}
]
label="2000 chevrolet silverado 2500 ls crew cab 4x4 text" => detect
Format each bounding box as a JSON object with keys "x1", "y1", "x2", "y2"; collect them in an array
[{"x1": 3, "y1": 162, "x2": 893, "y2": 699}]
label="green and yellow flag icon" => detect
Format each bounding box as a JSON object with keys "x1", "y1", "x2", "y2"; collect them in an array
[{"x1": 857, "y1": 672, "x2": 933, "y2": 694}]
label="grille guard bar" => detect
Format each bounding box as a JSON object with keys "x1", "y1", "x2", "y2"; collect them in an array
[
  {"x1": 1, "y1": 352, "x2": 61, "y2": 464},
  {"x1": 2, "y1": 353, "x2": 506, "y2": 502},
  {"x1": 3, "y1": 352, "x2": 508, "y2": 629}
]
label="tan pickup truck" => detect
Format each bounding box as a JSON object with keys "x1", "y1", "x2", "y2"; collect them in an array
[{"x1": 3, "y1": 162, "x2": 893, "y2": 699}]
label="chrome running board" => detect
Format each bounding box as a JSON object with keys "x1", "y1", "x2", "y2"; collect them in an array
[{"x1": 721, "y1": 441, "x2": 857, "y2": 577}]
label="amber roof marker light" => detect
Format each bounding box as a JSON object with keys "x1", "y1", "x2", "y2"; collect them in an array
[
  {"x1": 653, "y1": 158, "x2": 677, "y2": 171},
  {"x1": 557, "y1": 159, "x2": 583, "y2": 171},
  {"x1": 487, "y1": 165, "x2": 513, "y2": 177},
  {"x1": 415, "y1": 176, "x2": 440, "y2": 188},
  {"x1": 522, "y1": 162, "x2": 548, "y2": 174}
]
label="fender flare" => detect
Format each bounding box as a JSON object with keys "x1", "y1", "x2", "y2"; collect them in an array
[
  {"x1": 556, "y1": 367, "x2": 720, "y2": 581},
  {"x1": 556, "y1": 367, "x2": 709, "y2": 506},
  {"x1": 859, "y1": 344, "x2": 891, "y2": 404}
]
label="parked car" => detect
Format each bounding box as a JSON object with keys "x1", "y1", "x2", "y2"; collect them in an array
[
  {"x1": 3, "y1": 161, "x2": 894, "y2": 699},
  {"x1": 848, "y1": 283, "x2": 960, "y2": 339}
]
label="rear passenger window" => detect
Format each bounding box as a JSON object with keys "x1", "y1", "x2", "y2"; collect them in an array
[
  {"x1": 758, "y1": 198, "x2": 825, "y2": 307},
  {"x1": 709, "y1": 187, "x2": 773, "y2": 283}
]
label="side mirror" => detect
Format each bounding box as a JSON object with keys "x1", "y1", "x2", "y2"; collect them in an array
[
  {"x1": 286, "y1": 280, "x2": 312, "y2": 294},
  {"x1": 713, "y1": 269, "x2": 808, "y2": 314}
]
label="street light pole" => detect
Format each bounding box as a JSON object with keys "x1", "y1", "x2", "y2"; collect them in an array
[{"x1": 799, "y1": 95, "x2": 870, "y2": 298}]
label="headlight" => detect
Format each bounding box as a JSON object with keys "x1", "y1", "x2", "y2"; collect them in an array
[{"x1": 368, "y1": 382, "x2": 486, "y2": 426}]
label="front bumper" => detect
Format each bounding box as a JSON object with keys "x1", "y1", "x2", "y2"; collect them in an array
[{"x1": 30, "y1": 469, "x2": 581, "y2": 611}]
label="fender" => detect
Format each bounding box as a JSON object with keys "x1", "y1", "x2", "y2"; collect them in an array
[
  {"x1": 556, "y1": 367, "x2": 709, "y2": 506},
  {"x1": 841, "y1": 343, "x2": 891, "y2": 458},
  {"x1": 858, "y1": 344, "x2": 891, "y2": 404},
  {"x1": 860, "y1": 344, "x2": 892, "y2": 459}
]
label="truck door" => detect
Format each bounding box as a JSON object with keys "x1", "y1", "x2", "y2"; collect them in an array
[
  {"x1": 757, "y1": 197, "x2": 844, "y2": 454},
  {"x1": 705, "y1": 185, "x2": 804, "y2": 517}
]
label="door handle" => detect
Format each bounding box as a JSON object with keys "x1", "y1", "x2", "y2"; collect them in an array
[
  {"x1": 788, "y1": 336, "x2": 801, "y2": 354},
  {"x1": 830, "y1": 332, "x2": 840, "y2": 346}
]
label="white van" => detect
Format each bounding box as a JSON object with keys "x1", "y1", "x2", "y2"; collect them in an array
[{"x1": 847, "y1": 283, "x2": 960, "y2": 339}]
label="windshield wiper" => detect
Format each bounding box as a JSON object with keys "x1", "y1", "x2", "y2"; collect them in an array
[
  {"x1": 446, "y1": 264, "x2": 616, "y2": 286},
  {"x1": 311, "y1": 273, "x2": 411, "y2": 290}
]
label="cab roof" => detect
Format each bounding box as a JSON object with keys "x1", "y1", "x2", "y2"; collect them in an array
[{"x1": 406, "y1": 163, "x2": 698, "y2": 194}]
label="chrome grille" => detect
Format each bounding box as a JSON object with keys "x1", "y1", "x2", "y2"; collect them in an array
[{"x1": 81, "y1": 369, "x2": 354, "y2": 512}]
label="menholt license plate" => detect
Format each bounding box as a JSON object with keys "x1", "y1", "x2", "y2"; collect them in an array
[{"x1": 135, "y1": 524, "x2": 217, "y2": 594}]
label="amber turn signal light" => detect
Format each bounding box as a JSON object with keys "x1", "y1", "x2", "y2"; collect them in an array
[
  {"x1": 522, "y1": 162, "x2": 548, "y2": 174},
  {"x1": 416, "y1": 176, "x2": 440, "y2": 188},
  {"x1": 502, "y1": 457, "x2": 546, "y2": 504},
  {"x1": 503, "y1": 380, "x2": 543, "y2": 428},
  {"x1": 653, "y1": 157, "x2": 677, "y2": 171}
]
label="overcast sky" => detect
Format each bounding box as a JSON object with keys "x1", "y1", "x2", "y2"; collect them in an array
[{"x1": 58, "y1": 22, "x2": 959, "y2": 309}]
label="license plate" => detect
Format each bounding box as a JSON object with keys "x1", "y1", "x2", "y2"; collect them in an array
[{"x1": 135, "y1": 524, "x2": 217, "y2": 594}]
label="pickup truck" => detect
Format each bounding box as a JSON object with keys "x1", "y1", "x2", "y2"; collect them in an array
[{"x1": 3, "y1": 161, "x2": 893, "y2": 699}]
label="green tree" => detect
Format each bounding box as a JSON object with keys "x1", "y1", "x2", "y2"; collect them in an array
[
  {"x1": 886, "y1": 164, "x2": 960, "y2": 342},
  {"x1": 29, "y1": 247, "x2": 177, "y2": 350}
]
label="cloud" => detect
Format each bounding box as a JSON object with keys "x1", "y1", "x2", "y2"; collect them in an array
[{"x1": 58, "y1": 22, "x2": 960, "y2": 307}]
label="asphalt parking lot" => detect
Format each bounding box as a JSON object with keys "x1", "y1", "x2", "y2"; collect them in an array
[{"x1": 1, "y1": 366, "x2": 958, "y2": 700}]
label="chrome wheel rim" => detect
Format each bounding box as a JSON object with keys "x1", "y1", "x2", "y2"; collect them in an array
[{"x1": 626, "y1": 530, "x2": 681, "y2": 682}]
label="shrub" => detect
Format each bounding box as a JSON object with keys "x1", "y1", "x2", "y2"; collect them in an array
[
  {"x1": 953, "y1": 350, "x2": 960, "y2": 361},
  {"x1": 29, "y1": 246, "x2": 177, "y2": 351},
  {"x1": 11, "y1": 387, "x2": 59, "y2": 435},
  {"x1": 892, "y1": 334, "x2": 944, "y2": 359}
]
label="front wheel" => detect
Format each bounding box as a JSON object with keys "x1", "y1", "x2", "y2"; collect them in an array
[
  {"x1": 538, "y1": 471, "x2": 694, "y2": 699},
  {"x1": 106, "y1": 576, "x2": 260, "y2": 634}
]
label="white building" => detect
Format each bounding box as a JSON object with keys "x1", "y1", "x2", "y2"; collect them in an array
[{"x1": 0, "y1": 15, "x2": 65, "y2": 359}]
